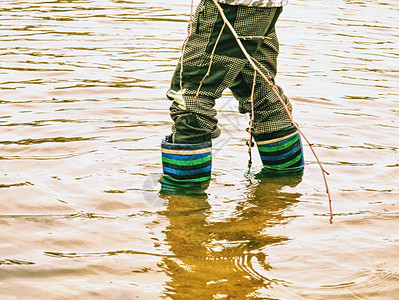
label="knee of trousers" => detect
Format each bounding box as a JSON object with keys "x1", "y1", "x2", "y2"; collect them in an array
[
  {"x1": 168, "y1": 90, "x2": 221, "y2": 142},
  {"x1": 254, "y1": 126, "x2": 305, "y2": 176},
  {"x1": 161, "y1": 139, "x2": 212, "y2": 190}
]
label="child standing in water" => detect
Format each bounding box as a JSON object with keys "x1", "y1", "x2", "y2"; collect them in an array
[{"x1": 161, "y1": 0, "x2": 304, "y2": 191}]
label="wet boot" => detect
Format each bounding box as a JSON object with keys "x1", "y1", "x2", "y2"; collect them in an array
[
  {"x1": 160, "y1": 137, "x2": 212, "y2": 193},
  {"x1": 254, "y1": 126, "x2": 305, "y2": 176}
]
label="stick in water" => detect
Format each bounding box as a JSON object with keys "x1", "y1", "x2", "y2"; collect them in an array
[{"x1": 210, "y1": 0, "x2": 333, "y2": 223}]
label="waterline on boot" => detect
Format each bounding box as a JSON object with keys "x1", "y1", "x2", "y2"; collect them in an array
[{"x1": 255, "y1": 126, "x2": 305, "y2": 176}]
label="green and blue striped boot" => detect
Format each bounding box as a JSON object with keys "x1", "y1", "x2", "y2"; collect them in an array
[
  {"x1": 254, "y1": 126, "x2": 305, "y2": 176},
  {"x1": 160, "y1": 138, "x2": 212, "y2": 193}
]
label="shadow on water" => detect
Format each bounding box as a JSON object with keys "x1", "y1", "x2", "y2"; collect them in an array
[{"x1": 159, "y1": 175, "x2": 302, "y2": 299}]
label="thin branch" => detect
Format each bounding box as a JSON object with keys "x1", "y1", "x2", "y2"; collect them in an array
[
  {"x1": 195, "y1": 23, "x2": 226, "y2": 101},
  {"x1": 239, "y1": 36, "x2": 272, "y2": 40},
  {"x1": 251, "y1": 55, "x2": 293, "y2": 113},
  {"x1": 251, "y1": 56, "x2": 272, "y2": 80},
  {"x1": 247, "y1": 71, "x2": 257, "y2": 166},
  {"x1": 179, "y1": 0, "x2": 195, "y2": 91},
  {"x1": 210, "y1": 0, "x2": 333, "y2": 223}
]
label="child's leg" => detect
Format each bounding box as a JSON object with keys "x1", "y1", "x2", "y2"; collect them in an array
[
  {"x1": 229, "y1": 25, "x2": 305, "y2": 175},
  {"x1": 229, "y1": 26, "x2": 293, "y2": 135},
  {"x1": 167, "y1": 1, "x2": 283, "y2": 144},
  {"x1": 161, "y1": 1, "x2": 290, "y2": 190}
]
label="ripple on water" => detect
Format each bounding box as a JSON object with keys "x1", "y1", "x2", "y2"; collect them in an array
[{"x1": 1, "y1": 0, "x2": 399, "y2": 298}]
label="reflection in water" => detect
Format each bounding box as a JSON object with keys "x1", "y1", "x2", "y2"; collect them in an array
[{"x1": 161, "y1": 176, "x2": 302, "y2": 298}]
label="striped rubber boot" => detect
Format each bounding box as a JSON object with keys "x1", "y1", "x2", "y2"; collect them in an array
[
  {"x1": 254, "y1": 126, "x2": 305, "y2": 176},
  {"x1": 161, "y1": 139, "x2": 212, "y2": 192}
]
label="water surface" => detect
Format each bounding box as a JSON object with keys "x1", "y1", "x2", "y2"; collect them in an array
[{"x1": 1, "y1": 0, "x2": 398, "y2": 299}]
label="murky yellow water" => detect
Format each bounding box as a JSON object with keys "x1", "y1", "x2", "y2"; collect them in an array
[{"x1": 1, "y1": 0, "x2": 398, "y2": 299}]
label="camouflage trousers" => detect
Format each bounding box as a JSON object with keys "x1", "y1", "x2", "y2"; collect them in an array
[{"x1": 167, "y1": 0, "x2": 293, "y2": 144}]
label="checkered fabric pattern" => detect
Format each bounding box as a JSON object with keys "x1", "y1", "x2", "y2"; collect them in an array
[{"x1": 168, "y1": 0, "x2": 293, "y2": 143}]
